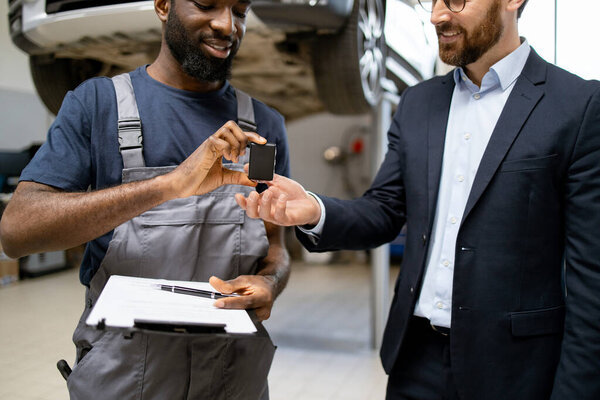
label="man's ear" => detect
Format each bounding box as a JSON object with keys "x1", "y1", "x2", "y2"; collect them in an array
[
  {"x1": 155, "y1": 0, "x2": 170, "y2": 23},
  {"x1": 506, "y1": 0, "x2": 526, "y2": 13}
]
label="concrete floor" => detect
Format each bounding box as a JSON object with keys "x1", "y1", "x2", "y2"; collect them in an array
[{"x1": 0, "y1": 260, "x2": 399, "y2": 400}]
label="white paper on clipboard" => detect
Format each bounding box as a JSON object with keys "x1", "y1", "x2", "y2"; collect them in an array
[{"x1": 86, "y1": 275, "x2": 257, "y2": 334}]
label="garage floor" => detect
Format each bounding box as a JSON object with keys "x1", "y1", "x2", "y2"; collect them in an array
[{"x1": 0, "y1": 260, "x2": 399, "y2": 400}]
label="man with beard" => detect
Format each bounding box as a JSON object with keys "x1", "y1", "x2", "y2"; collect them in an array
[
  {"x1": 235, "y1": 0, "x2": 600, "y2": 399},
  {"x1": 0, "y1": 0, "x2": 290, "y2": 399}
]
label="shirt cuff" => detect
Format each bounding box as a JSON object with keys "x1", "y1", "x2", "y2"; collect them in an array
[{"x1": 297, "y1": 191, "x2": 325, "y2": 238}]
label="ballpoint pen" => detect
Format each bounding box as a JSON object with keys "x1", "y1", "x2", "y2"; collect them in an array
[{"x1": 157, "y1": 284, "x2": 239, "y2": 299}]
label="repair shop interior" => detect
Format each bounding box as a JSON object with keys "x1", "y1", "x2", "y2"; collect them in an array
[{"x1": 1, "y1": 0, "x2": 598, "y2": 399}]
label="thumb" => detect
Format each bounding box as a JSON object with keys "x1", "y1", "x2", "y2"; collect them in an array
[
  {"x1": 209, "y1": 276, "x2": 231, "y2": 293},
  {"x1": 209, "y1": 275, "x2": 244, "y2": 294},
  {"x1": 264, "y1": 173, "x2": 285, "y2": 188},
  {"x1": 222, "y1": 168, "x2": 257, "y2": 187}
]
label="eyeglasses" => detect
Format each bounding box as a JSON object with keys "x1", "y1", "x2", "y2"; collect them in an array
[{"x1": 417, "y1": 0, "x2": 466, "y2": 13}]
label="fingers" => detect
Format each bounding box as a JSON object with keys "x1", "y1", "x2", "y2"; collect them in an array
[
  {"x1": 212, "y1": 122, "x2": 243, "y2": 163},
  {"x1": 168, "y1": 123, "x2": 267, "y2": 199},
  {"x1": 258, "y1": 190, "x2": 275, "y2": 221},
  {"x1": 235, "y1": 193, "x2": 247, "y2": 210},
  {"x1": 273, "y1": 193, "x2": 288, "y2": 222},
  {"x1": 210, "y1": 275, "x2": 253, "y2": 309},
  {"x1": 263, "y1": 173, "x2": 283, "y2": 187},
  {"x1": 212, "y1": 275, "x2": 275, "y2": 318},
  {"x1": 212, "y1": 121, "x2": 266, "y2": 163},
  {"x1": 245, "y1": 131, "x2": 267, "y2": 146},
  {"x1": 235, "y1": 186, "x2": 287, "y2": 224},
  {"x1": 258, "y1": 187, "x2": 289, "y2": 224},
  {"x1": 213, "y1": 294, "x2": 255, "y2": 310},
  {"x1": 245, "y1": 191, "x2": 261, "y2": 219},
  {"x1": 210, "y1": 275, "x2": 249, "y2": 294},
  {"x1": 243, "y1": 189, "x2": 281, "y2": 223},
  {"x1": 213, "y1": 295, "x2": 271, "y2": 320}
]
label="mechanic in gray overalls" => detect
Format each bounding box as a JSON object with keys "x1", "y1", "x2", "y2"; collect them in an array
[{"x1": 0, "y1": 0, "x2": 291, "y2": 398}]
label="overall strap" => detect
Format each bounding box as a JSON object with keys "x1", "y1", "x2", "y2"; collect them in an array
[
  {"x1": 111, "y1": 79, "x2": 254, "y2": 169},
  {"x1": 235, "y1": 88, "x2": 257, "y2": 132},
  {"x1": 112, "y1": 73, "x2": 145, "y2": 169}
]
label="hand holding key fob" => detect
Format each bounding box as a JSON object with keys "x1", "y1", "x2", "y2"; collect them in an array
[{"x1": 248, "y1": 143, "x2": 276, "y2": 181}]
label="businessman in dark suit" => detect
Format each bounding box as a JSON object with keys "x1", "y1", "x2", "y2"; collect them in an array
[{"x1": 234, "y1": 0, "x2": 600, "y2": 398}]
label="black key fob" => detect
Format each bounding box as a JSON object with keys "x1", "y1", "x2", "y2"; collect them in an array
[{"x1": 248, "y1": 143, "x2": 276, "y2": 181}]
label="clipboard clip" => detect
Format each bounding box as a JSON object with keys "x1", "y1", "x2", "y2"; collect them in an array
[
  {"x1": 94, "y1": 318, "x2": 134, "y2": 339},
  {"x1": 133, "y1": 319, "x2": 227, "y2": 334}
]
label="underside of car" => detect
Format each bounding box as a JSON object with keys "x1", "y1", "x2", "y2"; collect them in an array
[{"x1": 8, "y1": 0, "x2": 433, "y2": 120}]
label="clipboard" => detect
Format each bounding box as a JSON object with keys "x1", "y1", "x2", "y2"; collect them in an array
[
  {"x1": 83, "y1": 276, "x2": 276, "y2": 399},
  {"x1": 86, "y1": 275, "x2": 260, "y2": 336}
]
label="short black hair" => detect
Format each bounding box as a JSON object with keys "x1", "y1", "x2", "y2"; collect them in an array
[{"x1": 517, "y1": 0, "x2": 529, "y2": 18}]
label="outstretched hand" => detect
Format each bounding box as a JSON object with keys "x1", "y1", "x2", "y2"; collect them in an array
[
  {"x1": 235, "y1": 170, "x2": 322, "y2": 227},
  {"x1": 165, "y1": 121, "x2": 266, "y2": 199}
]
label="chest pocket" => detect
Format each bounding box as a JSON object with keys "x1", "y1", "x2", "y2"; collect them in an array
[
  {"x1": 138, "y1": 189, "x2": 267, "y2": 282},
  {"x1": 499, "y1": 154, "x2": 558, "y2": 173}
]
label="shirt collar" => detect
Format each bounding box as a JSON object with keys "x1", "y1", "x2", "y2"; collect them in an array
[{"x1": 453, "y1": 39, "x2": 531, "y2": 92}]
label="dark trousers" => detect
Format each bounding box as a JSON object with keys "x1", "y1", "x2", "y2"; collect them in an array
[{"x1": 386, "y1": 317, "x2": 460, "y2": 400}]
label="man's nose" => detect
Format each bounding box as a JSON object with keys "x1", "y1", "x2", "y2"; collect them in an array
[
  {"x1": 210, "y1": 8, "x2": 236, "y2": 36},
  {"x1": 430, "y1": 1, "x2": 452, "y2": 26}
]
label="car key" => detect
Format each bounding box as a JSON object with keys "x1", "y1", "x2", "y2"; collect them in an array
[{"x1": 248, "y1": 143, "x2": 276, "y2": 181}]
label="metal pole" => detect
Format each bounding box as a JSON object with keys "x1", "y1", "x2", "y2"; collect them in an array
[
  {"x1": 369, "y1": 92, "x2": 394, "y2": 349},
  {"x1": 554, "y1": 0, "x2": 558, "y2": 65}
]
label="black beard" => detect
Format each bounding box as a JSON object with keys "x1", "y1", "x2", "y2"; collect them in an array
[
  {"x1": 437, "y1": 1, "x2": 503, "y2": 67},
  {"x1": 165, "y1": 9, "x2": 238, "y2": 82}
]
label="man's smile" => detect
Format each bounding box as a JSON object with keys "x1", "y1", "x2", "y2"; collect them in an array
[
  {"x1": 202, "y1": 39, "x2": 233, "y2": 58},
  {"x1": 437, "y1": 29, "x2": 463, "y2": 44}
]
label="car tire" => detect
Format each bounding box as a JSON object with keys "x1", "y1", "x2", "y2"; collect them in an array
[
  {"x1": 29, "y1": 55, "x2": 105, "y2": 115},
  {"x1": 311, "y1": 0, "x2": 386, "y2": 115}
]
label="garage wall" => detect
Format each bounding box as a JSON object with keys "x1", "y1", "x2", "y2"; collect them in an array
[
  {"x1": 0, "y1": 1, "x2": 34, "y2": 93},
  {"x1": 0, "y1": 89, "x2": 50, "y2": 150},
  {"x1": 286, "y1": 113, "x2": 372, "y2": 200},
  {"x1": 0, "y1": 0, "x2": 51, "y2": 150}
]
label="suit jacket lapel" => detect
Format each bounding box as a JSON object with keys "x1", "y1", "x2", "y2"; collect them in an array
[
  {"x1": 427, "y1": 73, "x2": 455, "y2": 223},
  {"x1": 461, "y1": 50, "x2": 547, "y2": 225}
]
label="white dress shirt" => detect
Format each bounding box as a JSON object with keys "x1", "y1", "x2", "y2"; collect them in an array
[
  {"x1": 414, "y1": 41, "x2": 531, "y2": 327},
  {"x1": 302, "y1": 41, "x2": 531, "y2": 328}
]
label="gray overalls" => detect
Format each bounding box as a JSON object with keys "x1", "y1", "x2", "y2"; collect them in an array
[{"x1": 67, "y1": 73, "x2": 275, "y2": 400}]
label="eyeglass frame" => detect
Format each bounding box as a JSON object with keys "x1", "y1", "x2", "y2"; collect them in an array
[{"x1": 417, "y1": 0, "x2": 466, "y2": 13}]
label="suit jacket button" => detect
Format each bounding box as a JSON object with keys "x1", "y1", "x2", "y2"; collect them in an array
[
  {"x1": 410, "y1": 287, "x2": 414, "y2": 294},
  {"x1": 422, "y1": 234, "x2": 427, "y2": 245}
]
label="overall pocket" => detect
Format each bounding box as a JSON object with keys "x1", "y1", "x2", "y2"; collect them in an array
[
  {"x1": 67, "y1": 331, "x2": 147, "y2": 400},
  {"x1": 139, "y1": 194, "x2": 246, "y2": 281}
]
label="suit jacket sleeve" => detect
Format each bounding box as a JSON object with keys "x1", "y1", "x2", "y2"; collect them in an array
[
  {"x1": 295, "y1": 89, "x2": 412, "y2": 252},
  {"x1": 551, "y1": 86, "x2": 600, "y2": 399}
]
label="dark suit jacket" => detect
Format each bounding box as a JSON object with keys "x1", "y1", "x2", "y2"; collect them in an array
[{"x1": 297, "y1": 50, "x2": 600, "y2": 400}]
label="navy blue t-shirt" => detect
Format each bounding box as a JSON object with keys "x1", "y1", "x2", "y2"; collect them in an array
[{"x1": 20, "y1": 66, "x2": 290, "y2": 286}]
